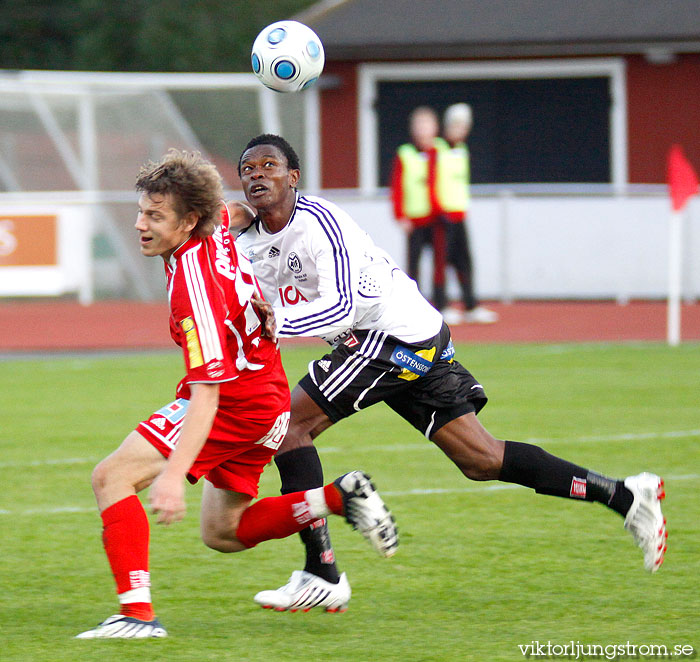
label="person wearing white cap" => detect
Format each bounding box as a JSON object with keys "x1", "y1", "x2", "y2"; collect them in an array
[{"x1": 434, "y1": 103, "x2": 498, "y2": 324}]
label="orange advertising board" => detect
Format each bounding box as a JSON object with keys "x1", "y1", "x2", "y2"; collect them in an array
[{"x1": 0, "y1": 215, "x2": 58, "y2": 266}]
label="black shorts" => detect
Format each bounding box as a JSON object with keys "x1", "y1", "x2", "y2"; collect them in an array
[{"x1": 298, "y1": 322, "x2": 487, "y2": 438}]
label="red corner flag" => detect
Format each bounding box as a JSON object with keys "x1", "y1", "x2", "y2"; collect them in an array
[{"x1": 667, "y1": 144, "x2": 699, "y2": 211}]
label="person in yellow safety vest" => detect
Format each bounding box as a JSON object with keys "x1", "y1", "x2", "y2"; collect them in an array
[
  {"x1": 390, "y1": 106, "x2": 444, "y2": 305},
  {"x1": 433, "y1": 103, "x2": 498, "y2": 325}
]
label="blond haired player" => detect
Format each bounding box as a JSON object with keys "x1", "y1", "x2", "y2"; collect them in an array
[{"x1": 76, "y1": 150, "x2": 397, "y2": 638}]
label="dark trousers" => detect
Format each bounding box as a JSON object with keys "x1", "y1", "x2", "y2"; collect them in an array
[{"x1": 406, "y1": 217, "x2": 477, "y2": 311}]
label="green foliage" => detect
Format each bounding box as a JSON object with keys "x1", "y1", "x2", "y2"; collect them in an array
[
  {"x1": 1, "y1": 342, "x2": 698, "y2": 661},
  {"x1": 1, "y1": 1, "x2": 318, "y2": 72}
]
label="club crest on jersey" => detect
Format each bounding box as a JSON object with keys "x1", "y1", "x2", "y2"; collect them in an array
[
  {"x1": 206, "y1": 359, "x2": 225, "y2": 379},
  {"x1": 287, "y1": 252, "x2": 302, "y2": 273},
  {"x1": 391, "y1": 345, "x2": 436, "y2": 381}
]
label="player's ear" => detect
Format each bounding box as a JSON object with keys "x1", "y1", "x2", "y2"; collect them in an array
[
  {"x1": 288, "y1": 168, "x2": 300, "y2": 189},
  {"x1": 182, "y1": 211, "x2": 199, "y2": 233}
]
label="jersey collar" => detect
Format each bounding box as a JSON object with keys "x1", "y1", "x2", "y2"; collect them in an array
[
  {"x1": 167, "y1": 233, "x2": 199, "y2": 267},
  {"x1": 255, "y1": 192, "x2": 299, "y2": 235}
]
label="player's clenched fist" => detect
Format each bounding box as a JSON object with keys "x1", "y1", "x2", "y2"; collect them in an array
[
  {"x1": 252, "y1": 292, "x2": 277, "y2": 340},
  {"x1": 149, "y1": 472, "x2": 186, "y2": 525}
]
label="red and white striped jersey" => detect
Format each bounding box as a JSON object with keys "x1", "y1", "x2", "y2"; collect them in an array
[{"x1": 164, "y1": 210, "x2": 288, "y2": 408}]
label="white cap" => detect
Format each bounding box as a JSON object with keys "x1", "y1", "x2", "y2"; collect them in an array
[{"x1": 444, "y1": 103, "x2": 472, "y2": 128}]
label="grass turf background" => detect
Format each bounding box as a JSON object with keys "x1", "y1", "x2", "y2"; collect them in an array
[{"x1": 1, "y1": 342, "x2": 697, "y2": 661}]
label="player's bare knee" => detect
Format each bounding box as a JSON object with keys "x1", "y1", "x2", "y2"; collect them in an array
[
  {"x1": 90, "y1": 459, "x2": 111, "y2": 496},
  {"x1": 286, "y1": 386, "x2": 329, "y2": 445},
  {"x1": 282, "y1": 417, "x2": 331, "y2": 451},
  {"x1": 434, "y1": 433, "x2": 504, "y2": 481},
  {"x1": 201, "y1": 534, "x2": 228, "y2": 552},
  {"x1": 200, "y1": 524, "x2": 226, "y2": 551},
  {"x1": 432, "y1": 416, "x2": 504, "y2": 480},
  {"x1": 201, "y1": 527, "x2": 246, "y2": 553},
  {"x1": 459, "y1": 459, "x2": 498, "y2": 481},
  {"x1": 458, "y1": 439, "x2": 504, "y2": 480},
  {"x1": 277, "y1": 423, "x2": 315, "y2": 453}
]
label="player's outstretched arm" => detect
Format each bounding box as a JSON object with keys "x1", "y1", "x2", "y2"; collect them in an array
[{"x1": 227, "y1": 200, "x2": 256, "y2": 232}]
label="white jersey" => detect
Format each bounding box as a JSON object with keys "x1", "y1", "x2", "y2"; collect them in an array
[{"x1": 235, "y1": 194, "x2": 443, "y2": 345}]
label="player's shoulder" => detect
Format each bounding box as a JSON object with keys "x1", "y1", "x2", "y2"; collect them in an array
[
  {"x1": 171, "y1": 241, "x2": 209, "y2": 289},
  {"x1": 235, "y1": 217, "x2": 259, "y2": 237},
  {"x1": 172, "y1": 238, "x2": 204, "y2": 270},
  {"x1": 233, "y1": 217, "x2": 261, "y2": 249},
  {"x1": 296, "y1": 194, "x2": 353, "y2": 226}
]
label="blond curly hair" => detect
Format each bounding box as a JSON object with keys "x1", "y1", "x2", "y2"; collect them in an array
[{"x1": 135, "y1": 149, "x2": 223, "y2": 238}]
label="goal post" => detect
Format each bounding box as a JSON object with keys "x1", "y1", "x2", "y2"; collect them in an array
[{"x1": 0, "y1": 69, "x2": 321, "y2": 301}]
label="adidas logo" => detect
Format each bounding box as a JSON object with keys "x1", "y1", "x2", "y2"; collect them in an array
[
  {"x1": 318, "y1": 360, "x2": 331, "y2": 372},
  {"x1": 268, "y1": 246, "x2": 280, "y2": 258},
  {"x1": 151, "y1": 417, "x2": 167, "y2": 430}
]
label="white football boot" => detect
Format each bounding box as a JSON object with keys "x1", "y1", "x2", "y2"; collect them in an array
[
  {"x1": 623, "y1": 472, "x2": 667, "y2": 572},
  {"x1": 254, "y1": 570, "x2": 351, "y2": 613},
  {"x1": 334, "y1": 471, "x2": 399, "y2": 558},
  {"x1": 76, "y1": 614, "x2": 167, "y2": 639},
  {"x1": 464, "y1": 306, "x2": 499, "y2": 324},
  {"x1": 440, "y1": 307, "x2": 464, "y2": 326}
]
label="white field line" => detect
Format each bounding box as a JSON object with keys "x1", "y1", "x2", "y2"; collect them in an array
[
  {"x1": 0, "y1": 456, "x2": 100, "y2": 469},
  {"x1": 0, "y1": 506, "x2": 98, "y2": 515},
  {"x1": 3, "y1": 429, "x2": 698, "y2": 471},
  {"x1": 1, "y1": 473, "x2": 696, "y2": 517},
  {"x1": 383, "y1": 473, "x2": 698, "y2": 497},
  {"x1": 2, "y1": 428, "x2": 697, "y2": 516},
  {"x1": 535, "y1": 428, "x2": 700, "y2": 444},
  {"x1": 320, "y1": 428, "x2": 700, "y2": 453}
]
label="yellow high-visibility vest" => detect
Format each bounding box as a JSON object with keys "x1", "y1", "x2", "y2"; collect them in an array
[
  {"x1": 435, "y1": 136, "x2": 470, "y2": 213},
  {"x1": 397, "y1": 143, "x2": 431, "y2": 218}
]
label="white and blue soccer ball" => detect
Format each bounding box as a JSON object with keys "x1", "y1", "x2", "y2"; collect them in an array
[{"x1": 251, "y1": 20, "x2": 325, "y2": 93}]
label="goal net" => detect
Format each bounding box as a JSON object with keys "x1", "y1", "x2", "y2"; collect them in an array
[{"x1": 0, "y1": 70, "x2": 320, "y2": 300}]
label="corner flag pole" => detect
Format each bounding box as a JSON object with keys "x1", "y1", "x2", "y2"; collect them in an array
[
  {"x1": 666, "y1": 145, "x2": 699, "y2": 346},
  {"x1": 666, "y1": 209, "x2": 682, "y2": 346}
]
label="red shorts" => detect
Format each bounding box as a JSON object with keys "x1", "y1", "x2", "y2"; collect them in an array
[{"x1": 137, "y1": 398, "x2": 290, "y2": 498}]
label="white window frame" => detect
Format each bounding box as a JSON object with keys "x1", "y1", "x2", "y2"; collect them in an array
[{"x1": 357, "y1": 58, "x2": 627, "y2": 193}]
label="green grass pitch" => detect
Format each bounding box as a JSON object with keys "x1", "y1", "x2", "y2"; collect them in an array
[{"x1": 1, "y1": 342, "x2": 698, "y2": 661}]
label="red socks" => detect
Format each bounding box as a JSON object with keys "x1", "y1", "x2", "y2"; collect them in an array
[
  {"x1": 99, "y1": 485, "x2": 347, "y2": 614},
  {"x1": 235, "y1": 484, "x2": 344, "y2": 549},
  {"x1": 323, "y1": 483, "x2": 344, "y2": 516},
  {"x1": 101, "y1": 495, "x2": 155, "y2": 621}
]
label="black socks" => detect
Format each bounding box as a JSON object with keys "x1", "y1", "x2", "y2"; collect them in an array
[
  {"x1": 274, "y1": 446, "x2": 341, "y2": 584},
  {"x1": 499, "y1": 440, "x2": 633, "y2": 516}
]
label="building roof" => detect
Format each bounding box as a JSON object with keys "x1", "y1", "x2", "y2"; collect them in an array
[{"x1": 297, "y1": 0, "x2": 700, "y2": 59}]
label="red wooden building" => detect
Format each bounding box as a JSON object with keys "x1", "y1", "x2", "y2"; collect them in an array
[{"x1": 297, "y1": 0, "x2": 700, "y2": 189}]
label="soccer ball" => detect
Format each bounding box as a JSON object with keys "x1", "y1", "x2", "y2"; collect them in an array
[{"x1": 251, "y1": 21, "x2": 325, "y2": 93}]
